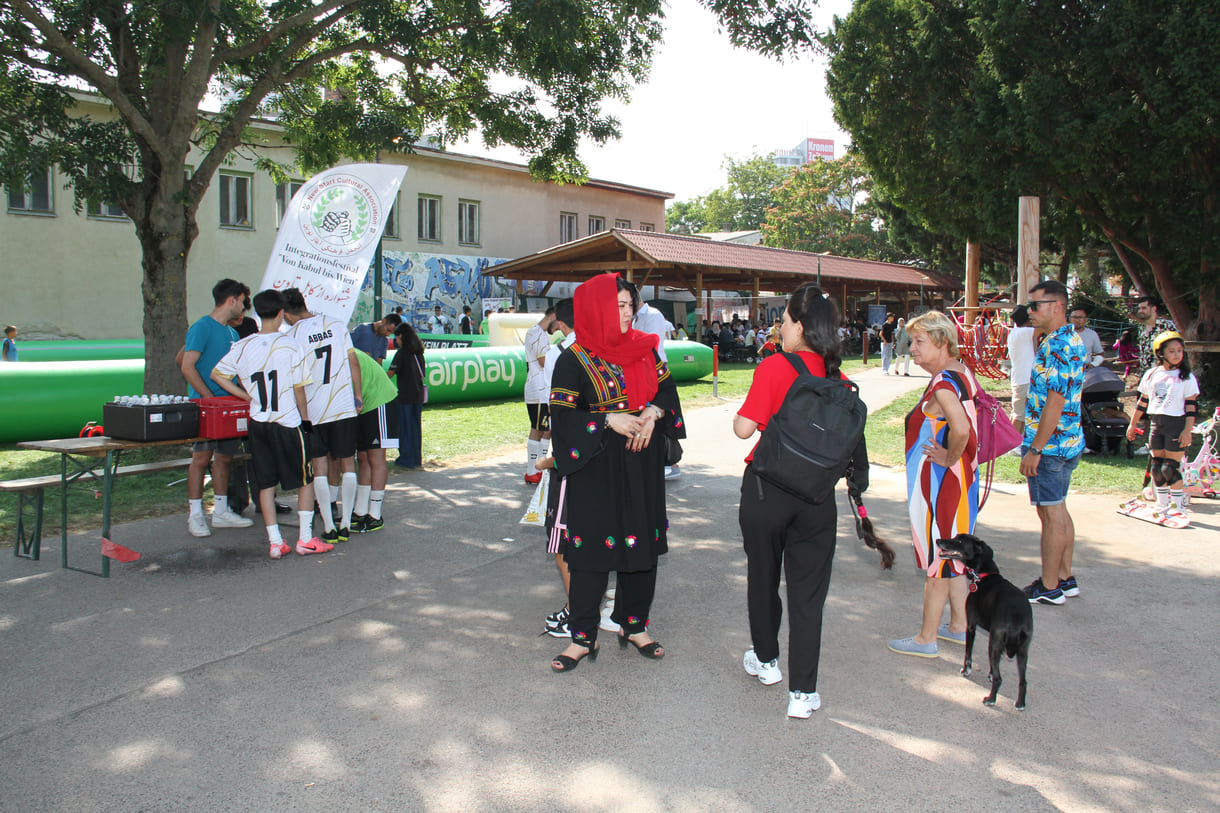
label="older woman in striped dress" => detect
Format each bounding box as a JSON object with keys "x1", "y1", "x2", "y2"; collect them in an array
[{"x1": 888, "y1": 311, "x2": 980, "y2": 658}]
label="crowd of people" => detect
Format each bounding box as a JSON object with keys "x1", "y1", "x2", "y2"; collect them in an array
[{"x1": 11, "y1": 273, "x2": 1198, "y2": 717}]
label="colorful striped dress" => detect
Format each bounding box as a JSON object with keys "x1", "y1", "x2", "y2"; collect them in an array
[{"x1": 905, "y1": 369, "x2": 980, "y2": 577}]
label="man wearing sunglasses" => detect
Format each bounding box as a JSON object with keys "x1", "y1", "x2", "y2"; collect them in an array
[{"x1": 1019, "y1": 280, "x2": 1087, "y2": 606}]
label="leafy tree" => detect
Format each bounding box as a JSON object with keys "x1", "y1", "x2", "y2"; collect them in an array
[
  {"x1": 762, "y1": 153, "x2": 901, "y2": 260},
  {"x1": 824, "y1": 0, "x2": 1220, "y2": 345},
  {"x1": 0, "y1": 0, "x2": 818, "y2": 392},
  {"x1": 665, "y1": 152, "x2": 791, "y2": 235}
]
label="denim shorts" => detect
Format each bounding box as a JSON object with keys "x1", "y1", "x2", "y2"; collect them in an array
[{"x1": 1025, "y1": 449, "x2": 1080, "y2": 506}]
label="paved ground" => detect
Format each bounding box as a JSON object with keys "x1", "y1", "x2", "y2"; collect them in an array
[{"x1": 2, "y1": 366, "x2": 1218, "y2": 812}]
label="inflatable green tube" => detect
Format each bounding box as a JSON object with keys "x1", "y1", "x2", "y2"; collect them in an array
[
  {"x1": 384, "y1": 340, "x2": 713, "y2": 404},
  {"x1": 17, "y1": 340, "x2": 145, "y2": 362},
  {"x1": 0, "y1": 342, "x2": 711, "y2": 443},
  {"x1": 0, "y1": 360, "x2": 144, "y2": 443}
]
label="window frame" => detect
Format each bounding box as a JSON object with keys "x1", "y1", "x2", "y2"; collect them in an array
[
  {"x1": 457, "y1": 199, "x2": 480, "y2": 246},
  {"x1": 383, "y1": 192, "x2": 401, "y2": 240},
  {"x1": 559, "y1": 211, "x2": 578, "y2": 243},
  {"x1": 219, "y1": 171, "x2": 254, "y2": 229},
  {"x1": 588, "y1": 215, "x2": 606, "y2": 235},
  {"x1": 639, "y1": 222, "x2": 655, "y2": 232},
  {"x1": 615, "y1": 218, "x2": 632, "y2": 230},
  {"x1": 417, "y1": 194, "x2": 442, "y2": 242},
  {"x1": 6, "y1": 167, "x2": 54, "y2": 216},
  {"x1": 275, "y1": 180, "x2": 305, "y2": 227}
]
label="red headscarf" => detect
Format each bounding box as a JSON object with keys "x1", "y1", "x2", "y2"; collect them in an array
[{"x1": 573, "y1": 273, "x2": 659, "y2": 409}]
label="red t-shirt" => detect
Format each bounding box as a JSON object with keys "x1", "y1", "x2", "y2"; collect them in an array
[{"x1": 737, "y1": 351, "x2": 851, "y2": 463}]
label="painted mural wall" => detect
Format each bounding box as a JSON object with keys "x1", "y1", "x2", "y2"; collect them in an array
[{"x1": 349, "y1": 250, "x2": 519, "y2": 330}]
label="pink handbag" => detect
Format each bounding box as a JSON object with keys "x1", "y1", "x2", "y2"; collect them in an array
[{"x1": 974, "y1": 387, "x2": 1023, "y2": 508}]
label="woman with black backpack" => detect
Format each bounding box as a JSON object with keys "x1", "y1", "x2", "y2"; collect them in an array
[{"x1": 733, "y1": 283, "x2": 874, "y2": 719}]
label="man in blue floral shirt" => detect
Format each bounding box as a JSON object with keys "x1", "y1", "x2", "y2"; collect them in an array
[{"x1": 1019, "y1": 280, "x2": 1087, "y2": 605}]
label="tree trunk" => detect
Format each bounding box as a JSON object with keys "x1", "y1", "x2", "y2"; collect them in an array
[{"x1": 135, "y1": 184, "x2": 196, "y2": 394}]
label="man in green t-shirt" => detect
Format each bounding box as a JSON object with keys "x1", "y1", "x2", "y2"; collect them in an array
[{"x1": 351, "y1": 349, "x2": 399, "y2": 532}]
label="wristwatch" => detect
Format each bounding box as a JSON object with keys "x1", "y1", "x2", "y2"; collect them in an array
[{"x1": 1028, "y1": 446, "x2": 1043, "y2": 455}]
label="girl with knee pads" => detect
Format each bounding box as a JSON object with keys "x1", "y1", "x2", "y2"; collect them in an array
[{"x1": 1127, "y1": 332, "x2": 1199, "y2": 514}]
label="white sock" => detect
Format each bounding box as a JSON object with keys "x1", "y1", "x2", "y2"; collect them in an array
[
  {"x1": 527, "y1": 439, "x2": 539, "y2": 474},
  {"x1": 1170, "y1": 489, "x2": 1184, "y2": 509},
  {"x1": 341, "y1": 472, "x2": 357, "y2": 529},
  {"x1": 369, "y1": 490, "x2": 385, "y2": 520},
  {"x1": 189, "y1": 499, "x2": 204, "y2": 517},
  {"x1": 1155, "y1": 486, "x2": 1170, "y2": 507},
  {"x1": 266, "y1": 524, "x2": 282, "y2": 544},
  {"x1": 355, "y1": 484, "x2": 372, "y2": 516},
  {"x1": 314, "y1": 478, "x2": 335, "y2": 531},
  {"x1": 537, "y1": 437, "x2": 549, "y2": 459},
  {"x1": 214, "y1": 495, "x2": 229, "y2": 514},
  {"x1": 298, "y1": 511, "x2": 314, "y2": 540}
]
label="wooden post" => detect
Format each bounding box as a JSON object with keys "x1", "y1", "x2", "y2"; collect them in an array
[
  {"x1": 1018, "y1": 197, "x2": 1040, "y2": 304},
  {"x1": 965, "y1": 241, "x2": 981, "y2": 325}
]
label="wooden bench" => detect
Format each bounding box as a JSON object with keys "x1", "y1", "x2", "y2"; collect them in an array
[{"x1": 1, "y1": 457, "x2": 196, "y2": 561}]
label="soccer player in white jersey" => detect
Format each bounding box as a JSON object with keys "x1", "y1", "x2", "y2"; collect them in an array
[
  {"x1": 281, "y1": 288, "x2": 364, "y2": 543},
  {"x1": 522, "y1": 306, "x2": 556, "y2": 483},
  {"x1": 211, "y1": 289, "x2": 333, "y2": 558}
]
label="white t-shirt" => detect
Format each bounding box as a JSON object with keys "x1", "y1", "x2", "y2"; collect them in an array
[
  {"x1": 523, "y1": 322, "x2": 553, "y2": 404},
  {"x1": 427, "y1": 314, "x2": 452, "y2": 333},
  {"x1": 213, "y1": 333, "x2": 311, "y2": 427},
  {"x1": 543, "y1": 332, "x2": 577, "y2": 392},
  {"x1": 1138, "y1": 366, "x2": 1200, "y2": 417},
  {"x1": 633, "y1": 302, "x2": 673, "y2": 362},
  {"x1": 288, "y1": 314, "x2": 358, "y2": 425},
  {"x1": 1007, "y1": 326, "x2": 1036, "y2": 387}
]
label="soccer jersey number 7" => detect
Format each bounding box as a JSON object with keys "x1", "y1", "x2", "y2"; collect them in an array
[{"x1": 290, "y1": 314, "x2": 359, "y2": 425}]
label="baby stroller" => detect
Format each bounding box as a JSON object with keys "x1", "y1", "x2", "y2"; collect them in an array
[{"x1": 1080, "y1": 366, "x2": 1131, "y2": 456}]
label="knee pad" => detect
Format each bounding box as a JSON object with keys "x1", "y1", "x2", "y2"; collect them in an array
[
  {"x1": 1162, "y1": 459, "x2": 1181, "y2": 485},
  {"x1": 1150, "y1": 458, "x2": 1167, "y2": 486}
]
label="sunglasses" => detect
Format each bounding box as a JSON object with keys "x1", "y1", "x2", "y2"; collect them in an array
[{"x1": 1027, "y1": 299, "x2": 1059, "y2": 311}]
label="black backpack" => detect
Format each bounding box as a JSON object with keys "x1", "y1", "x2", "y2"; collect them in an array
[{"x1": 750, "y1": 352, "x2": 868, "y2": 503}]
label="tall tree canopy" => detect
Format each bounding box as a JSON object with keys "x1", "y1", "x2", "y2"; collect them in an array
[
  {"x1": 665, "y1": 152, "x2": 791, "y2": 234},
  {"x1": 762, "y1": 153, "x2": 900, "y2": 261},
  {"x1": 0, "y1": 0, "x2": 819, "y2": 391},
  {"x1": 825, "y1": 0, "x2": 1220, "y2": 342}
]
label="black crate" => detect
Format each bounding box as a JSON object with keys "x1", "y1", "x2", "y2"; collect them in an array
[{"x1": 103, "y1": 402, "x2": 200, "y2": 442}]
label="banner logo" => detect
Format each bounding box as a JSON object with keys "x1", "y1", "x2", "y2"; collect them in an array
[{"x1": 298, "y1": 174, "x2": 383, "y2": 257}]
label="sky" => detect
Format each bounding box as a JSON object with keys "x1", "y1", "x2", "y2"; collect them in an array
[{"x1": 453, "y1": 0, "x2": 856, "y2": 204}]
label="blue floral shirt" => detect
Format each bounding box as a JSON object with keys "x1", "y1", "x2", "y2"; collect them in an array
[{"x1": 1024, "y1": 324, "x2": 1086, "y2": 458}]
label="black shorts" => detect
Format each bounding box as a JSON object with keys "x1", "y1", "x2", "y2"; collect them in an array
[
  {"x1": 306, "y1": 416, "x2": 358, "y2": 459},
  {"x1": 356, "y1": 402, "x2": 400, "y2": 452},
  {"x1": 1150, "y1": 414, "x2": 1188, "y2": 453},
  {"x1": 191, "y1": 437, "x2": 243, "y2": 456},
  {"x1": 526, "y1": 403, "x2": 550, "y2": 432},
  {"x1": 248, "y1": 421, "x2": 312, "y2": 492}
]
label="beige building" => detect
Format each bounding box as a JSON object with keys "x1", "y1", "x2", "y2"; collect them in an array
[{"x1": 1, "y1": 94, "x2": 670, "y2": 339}]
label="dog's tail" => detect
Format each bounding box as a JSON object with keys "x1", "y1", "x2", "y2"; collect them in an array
[{"x1": 847, "y1": 488, "x2": 895, "y2": 570}]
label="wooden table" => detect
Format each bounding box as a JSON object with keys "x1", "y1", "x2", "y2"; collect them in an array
[{"x1": 16, "y1": 436, "x2": 203, "y2": 577}]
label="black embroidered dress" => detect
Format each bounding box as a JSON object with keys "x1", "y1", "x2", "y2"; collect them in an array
[{"x1": 549, "y1": 343, "x2": 685, "y2": 572}]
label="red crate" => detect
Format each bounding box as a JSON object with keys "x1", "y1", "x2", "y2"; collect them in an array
[{"x1": 195, "y1": 396, "x2": 250, "y2": 439}]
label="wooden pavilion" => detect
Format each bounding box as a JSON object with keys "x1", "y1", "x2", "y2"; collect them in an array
[{"x1": 486, "y1": 229, "x2": 961, "y2": 320}]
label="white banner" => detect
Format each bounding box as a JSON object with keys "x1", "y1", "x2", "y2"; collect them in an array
[{"x1": 260, "y1": 163, "x2": 407, "y2": 323}]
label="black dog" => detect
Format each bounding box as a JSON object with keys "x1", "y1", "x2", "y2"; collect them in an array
[{"x1": 936, "y1": 534, "x2": 1033, "y2": 710}]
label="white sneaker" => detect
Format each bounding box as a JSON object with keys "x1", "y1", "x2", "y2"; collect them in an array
[
  {"x1": 211, "y1": 509, "x2": 254, "y2": 529},
  {"x1": 787, "y1": 690, "x2": 822, "y2": 719},
  {"x1": 743, "y1": 649, "x2": 783, "y2": 685},
  {"x1": 1134, "y1": 445, "x2": 1150, "y2": 456},
  {"x1": 187, "y1": 513, "x2": 211, "y2": 538},
  {"x1": 599, "y1": 608, "x2": 621, "y2": 633},
  {"x1": 664, "y1": 465, "x2": 681, "y2": 480}
]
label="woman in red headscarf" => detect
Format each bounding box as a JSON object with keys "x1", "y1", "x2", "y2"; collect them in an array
[{"x1": 547, "y1": 273, "x2": 686, "y2": 672}]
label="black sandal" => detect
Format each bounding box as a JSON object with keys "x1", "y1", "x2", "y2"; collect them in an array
[
  {"x1": 618, "y1": 630, "x2": 664, "y2": 659},
  {"x1": 551, "y1": 642, "x2": 598, "y2": 673}
]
